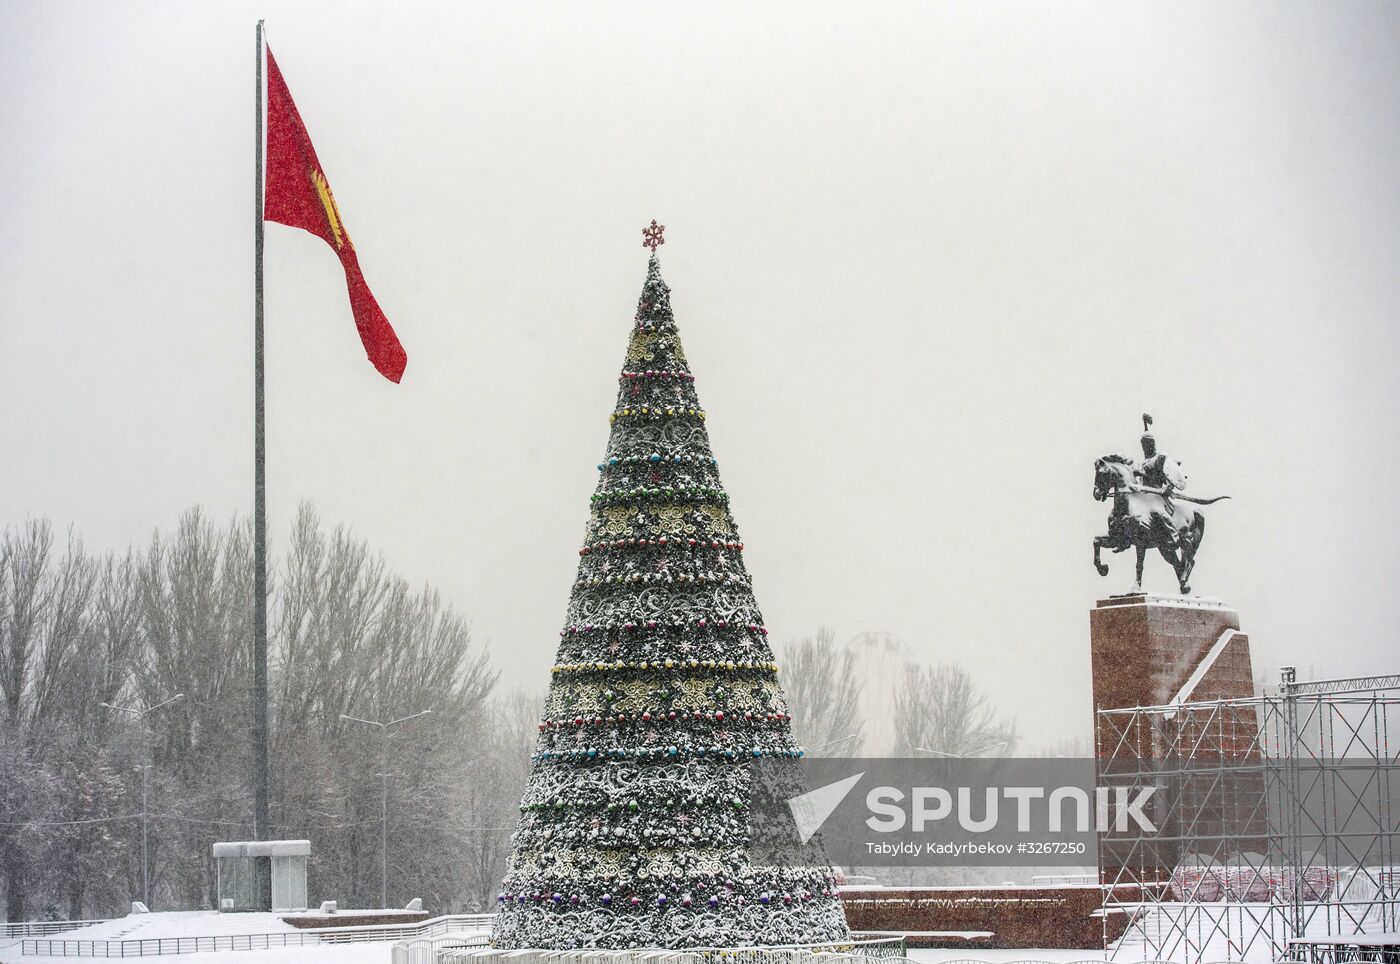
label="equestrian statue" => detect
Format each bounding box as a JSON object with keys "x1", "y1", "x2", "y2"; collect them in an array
[{"x1": 1092, "y1": 414, "x2": 1230, "y2": 595}]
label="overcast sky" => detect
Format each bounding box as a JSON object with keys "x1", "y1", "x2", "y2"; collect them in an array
[{"x1": 3, "y1": 1, "x2": 1398, "y2": 749}]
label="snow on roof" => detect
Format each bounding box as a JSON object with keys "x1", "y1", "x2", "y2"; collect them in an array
[{"x1": 210, "y1": 839, "x2": 310, "y2": 858}]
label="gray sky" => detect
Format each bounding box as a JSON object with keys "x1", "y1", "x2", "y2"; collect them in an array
[{"x1": 3, "y1": 1, "x2": 1398, "y2": 749}]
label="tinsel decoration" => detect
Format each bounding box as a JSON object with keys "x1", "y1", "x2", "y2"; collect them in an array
[{"x1": 490, "y1": 248, "x2": 849, "y2": 949}]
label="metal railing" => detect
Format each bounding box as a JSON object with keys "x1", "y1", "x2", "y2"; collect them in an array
[
  {"x1": 2, "y1": 919, "x2": 112, "y2": 939},
  {"x1": 436, "y1": 937, "x2": 908, "y2": 964},
  {"x1": 317, "y1": 913, "x2": 494, "y2": 944},
  {"x1": 20, "y1": 913, "x2": 496, "y2": 957},
  {"x1": 22, "y1": 931, "x2": 327, "y2": 957},
  {"x1": 1288, "y1": 935, "x2": 1400, "y2": 964},
  {"x1": 394, "y1": 933, "x2": 494, "y2": 964}
]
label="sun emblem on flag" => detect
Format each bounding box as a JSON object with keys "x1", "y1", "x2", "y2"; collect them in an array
[{"x1": 312, "y1": 169, "x2": 350, "y2": 249}]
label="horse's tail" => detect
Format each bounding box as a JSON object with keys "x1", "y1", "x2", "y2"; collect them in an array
[{"x1": 1176, "y1": 494, "x2": 1231, "y2": 505}]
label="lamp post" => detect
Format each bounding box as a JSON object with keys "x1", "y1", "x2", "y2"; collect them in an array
[
  {"x1": 806, "y1": 733, "x2": 859, "y2": 755},
  {"x1": 915, "y1": 741, "x2": 1009, "y2": 758},
  {"x1": 339, "y1": 710, "x2": 432, "y2": 908},
  {"x1": 100, "y1": 693, "x2": 185, "y2": 908}
]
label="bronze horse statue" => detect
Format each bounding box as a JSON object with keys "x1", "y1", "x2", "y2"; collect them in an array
[{"x1": 1092, "y1": 455, "x2": 1229, "y2": 595}]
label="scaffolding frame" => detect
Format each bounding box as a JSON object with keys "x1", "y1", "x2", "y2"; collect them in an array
[{"x1": 1096, "y1": 670, "x2": 1400, "y2": 962}]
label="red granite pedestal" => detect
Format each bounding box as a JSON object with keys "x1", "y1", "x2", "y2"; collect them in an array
[
  {"x1": 1090, "y1": 594, "x2": 1266, "y2": 878},
  {"x1": 839, "y1": 883, "x2": 1146, "y2": 948},
  {"x1": 1090, "y1": 594, "x2": 1256, "y2": 718}
]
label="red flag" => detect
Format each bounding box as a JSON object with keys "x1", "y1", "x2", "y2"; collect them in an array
[{"x1": 264, "y1": 45, "x2": 407, "y2": 383}]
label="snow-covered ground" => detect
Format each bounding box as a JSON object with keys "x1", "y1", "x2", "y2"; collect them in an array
[
  {"x1": 0, "y1": 910, "x2": 1102, "y2": 964},
  {"x1": 0, "y1": 904, "x2": 1357, "y2": 964},
  {"x1": 0, "y1": 941, "x2": 395, "y2": 964},
  {"x1": 3, "y1": 942, "x2": 1098, "y2": 964},
  {"x1": 9, "y1": 910, "x2": 296, "y2": 941},
  {"x1": 0, "y1": 910, "x2": 485, "y2": 964}
]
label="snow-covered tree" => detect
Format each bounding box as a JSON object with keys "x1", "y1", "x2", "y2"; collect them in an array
[{"x1": 0, "y1": 507, "x2": 499, "y2": 919}]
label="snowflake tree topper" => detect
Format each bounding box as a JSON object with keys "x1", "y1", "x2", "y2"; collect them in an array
[{"x1": 642, "y1": 219, "x2": 665, "y2": 252}]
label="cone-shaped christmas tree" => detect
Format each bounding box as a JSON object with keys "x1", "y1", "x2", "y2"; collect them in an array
[{"x1": 491, "y1": 245, "x2": 849, "y2": 949}]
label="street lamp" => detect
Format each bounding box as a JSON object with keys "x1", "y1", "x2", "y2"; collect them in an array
[
  {"x1": 100, "y1": 693, "x2": 185, "y2": 908},
  {"x1": 807, "y1": 733, "x2": 860, "y2": 755},
  {"x1": 915, "y1": 741, "x2": 1009, "y2": 758},
  {"x1": 340, "y1": 709, "x2": 432, "y2": 908}
]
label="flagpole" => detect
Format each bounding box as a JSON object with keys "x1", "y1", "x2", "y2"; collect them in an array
[{"x1": 252, "y1": 18, "x2": 271, "y2": 904}]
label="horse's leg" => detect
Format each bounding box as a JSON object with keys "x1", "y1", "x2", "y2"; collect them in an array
[
  {"x1": 1179, "y1": 514, "x2": 1204, "y2": 594},
  {"x1": 1094, "y1": 536, "x2": 1110, "y2": 576},
  {"x1": 1159, "y1": 545, "x2": 1187, "y2": 595},
  {"x1": 1132, "y1": 543, "x2": 1146, "y2": 593}
]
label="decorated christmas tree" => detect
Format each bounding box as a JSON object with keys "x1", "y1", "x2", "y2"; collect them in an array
[{"x1": 491, "y1": 225, "x2": 850, "y2": 949}]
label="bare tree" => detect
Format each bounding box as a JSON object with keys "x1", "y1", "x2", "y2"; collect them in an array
[
  {"x1": 0, "y1": 521, "x2": 102, "y2": 921},
  {"x1": 0, "y1": 505, "x2": 503, "y2": 919},
  {"x1": 1, "y1": 521, "x2": 98, "y2": 730},
  {"x1": 270, "y1": 503, "x2": 498, "y2": 911},
  {"x1": 892, "y1": 662, "x2": 1017, "y2": 758},
  {"x1": 779, "y1": 628, "x2": 864, "y2": 757},
  {"x1": 457, "y1": 689, "x2": 542, "y2": 911},
  {"x1": 43, "y1": 552, "x2": 142, "y2": 918},
  {"x1": 130, "y1": 509, "x2": 253, "y2": 910}
]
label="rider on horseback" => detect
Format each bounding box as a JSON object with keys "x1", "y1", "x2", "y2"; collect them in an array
[
  {"x1": 1092, "y1": 413, "x2": 1227, "y2": 595},
  {"x1": 1134, "y1": 414, "x2": 1187, "y2": 517}
]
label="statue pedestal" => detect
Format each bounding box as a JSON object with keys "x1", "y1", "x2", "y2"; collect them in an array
[
  {"x1": 1090, "y1": 595, "x2": 1266, "y2": 876},
  {"x1": 1089, "y1": 594, "x2": 1256, "y2": 718}
]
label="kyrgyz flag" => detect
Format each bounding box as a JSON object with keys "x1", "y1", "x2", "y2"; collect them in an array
[{"x1": 264, "y1": 45, "x2": 407, "y2": 383}]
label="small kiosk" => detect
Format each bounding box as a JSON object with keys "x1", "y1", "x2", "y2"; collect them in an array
[{"x1": 212, "y1": 839, "x2": 310, "y2": 912}]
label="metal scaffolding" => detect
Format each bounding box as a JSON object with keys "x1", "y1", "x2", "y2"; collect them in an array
[{"x1": 1096, "y1": 670, "x2": 1400, "y2": 962}]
